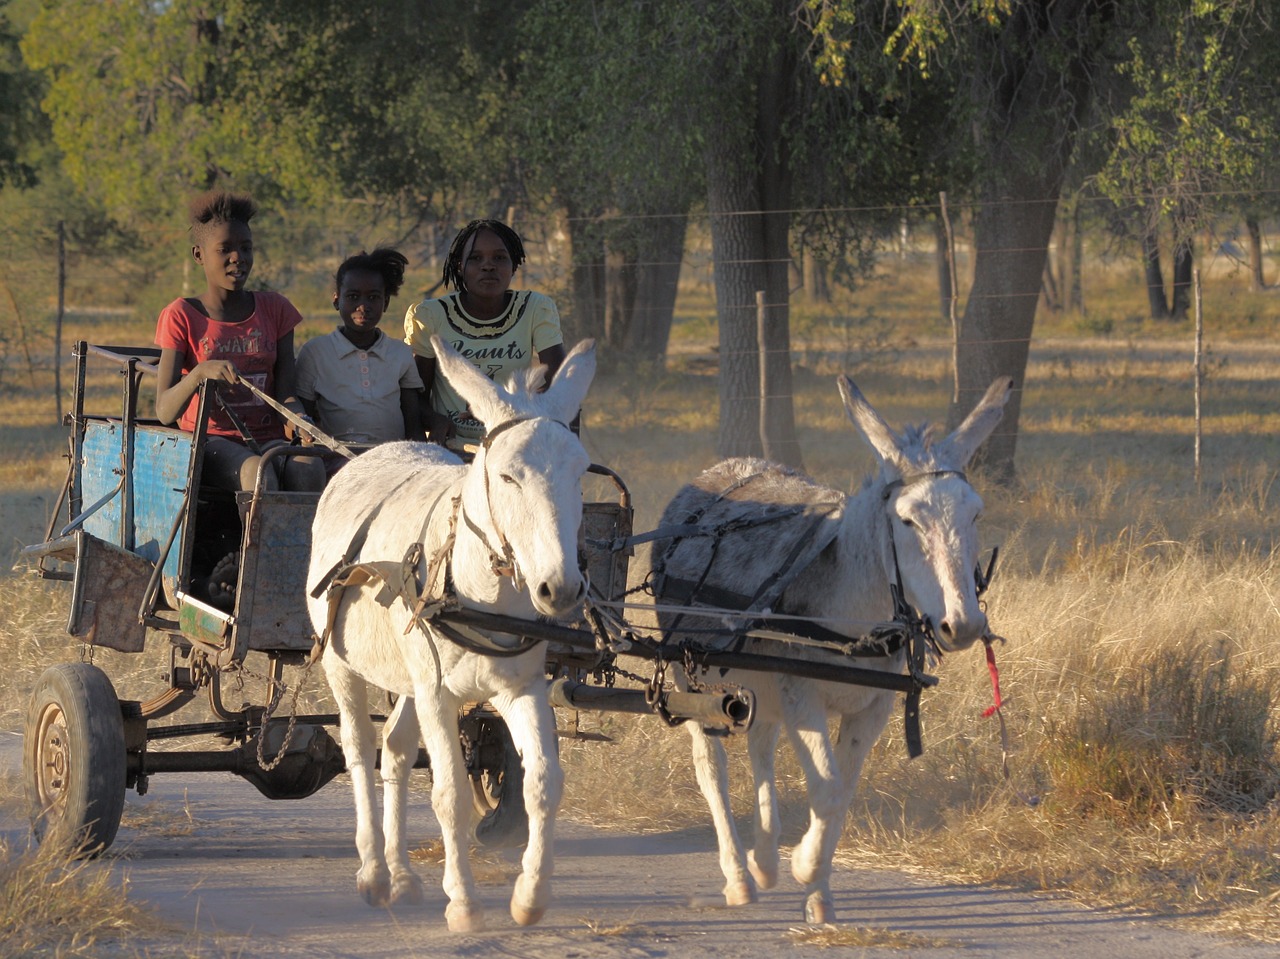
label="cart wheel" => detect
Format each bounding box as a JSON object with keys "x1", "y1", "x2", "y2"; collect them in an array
[
  {"x1": 24, "y1": 664, "x2": 127, "y2": 856},
  {"x1": 467, "y1": 713, "x2": 529, "y2": 849}
]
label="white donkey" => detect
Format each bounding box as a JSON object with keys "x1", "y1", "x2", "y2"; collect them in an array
[
  {"x1": 307, "y1": 335, "x2": 595, "y2": 931},
  {"x1": 651, "y1": 376, "x2": 1012, "y2": 923}
]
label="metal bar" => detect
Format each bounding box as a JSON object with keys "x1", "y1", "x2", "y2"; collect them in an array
[
  {"x1": 121, "y1": 357, "x2": 139, "y2": 551},
  {"x1": 69, "y1": 341, "x2": 88, "y2": 522},
  {"x1": 131, "y1": 743, "x2": 425, "y2": 776},
  {"x1": 437, "y1": 608, "x2": 928, "y2": 694},
  {"x1": 549, "y1": 678, "x2": 753, "y2": 731}
]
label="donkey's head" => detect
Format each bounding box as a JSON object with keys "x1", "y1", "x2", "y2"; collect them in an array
[
  {"x1": 838, "y1": 376, "x2": 1013, "y2": 652},
  {"x1": 433, "y1": 335, "x2": 596, "y2": 618}
]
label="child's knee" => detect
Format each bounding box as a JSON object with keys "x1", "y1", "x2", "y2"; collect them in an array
[{"x1": 285, "y1": 455, "x2": 326, "y2": 492}]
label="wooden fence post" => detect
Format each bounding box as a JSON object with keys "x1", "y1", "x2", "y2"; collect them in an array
[
  {"x1": 756, "y1": 289, "x2": 773, "y2": 461},
  {"x1": 1193, "y1": 267, "x2": 1203, "y2": 490}
]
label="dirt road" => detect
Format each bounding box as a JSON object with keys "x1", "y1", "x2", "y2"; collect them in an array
[{"x1": 2, "y1": 731, "x2": 1274, "y2": 958}]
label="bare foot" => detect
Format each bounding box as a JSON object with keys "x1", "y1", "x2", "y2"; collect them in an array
[{"x1": 206, "y1": 551, "x2": 239, "y2": 610}]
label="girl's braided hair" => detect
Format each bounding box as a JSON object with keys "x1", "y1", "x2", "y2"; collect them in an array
[{"x1": 442, "y1": 219, "x2": 525, "y2": 292}]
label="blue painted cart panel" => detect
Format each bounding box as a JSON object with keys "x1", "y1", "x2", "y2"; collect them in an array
[{"x1": 79, "y1": 419, "x2": 190, "y2": 585}]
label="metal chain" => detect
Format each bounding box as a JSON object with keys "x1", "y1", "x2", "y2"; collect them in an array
[{"x1": 235, "y1": 656, "x2": 319, "y2": 772}]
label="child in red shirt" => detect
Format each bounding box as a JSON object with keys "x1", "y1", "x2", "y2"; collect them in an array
[
  {"x1": 154, "y1": 191, "x2": 324, "y2": 605},
  {"x1": 154, "y1": 191, "x2": 324, "y2": 493}
]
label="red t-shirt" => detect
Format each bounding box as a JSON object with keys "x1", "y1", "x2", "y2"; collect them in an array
[{"x1": 154, "y1": 292, "x2": 303, "y2": 444}]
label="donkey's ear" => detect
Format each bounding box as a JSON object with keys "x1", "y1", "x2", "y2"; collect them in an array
[
  {"x1": 838, "y1": 375, "x2": 906, "y2": 471},
  {"x1": 542, "y1": 339, "x2": 596, "y2": 425},
  {"x1": 431, "y1": 335, "x2": 518, "y2": 428},
  {"x1": 937, "y1": 377, "x2": 1013, "y2": 466}
]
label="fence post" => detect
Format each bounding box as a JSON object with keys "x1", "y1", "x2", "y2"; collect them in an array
[
  {"x1": 1193, "y1": 267, "x2": 1203, "y2": 490},
  {"x1": 939, "y1": 191, "x2": 960, "y2": 404},
  {"x1": 756, "y1": 289, "x2": 773, "y2": 461}
]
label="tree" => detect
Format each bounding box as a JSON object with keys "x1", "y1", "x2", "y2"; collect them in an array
[
  {"x1": 1093, "y1": 2, "x2": 1279, "y2": 322},
  {"x1": 688, "y1": 0, "x2": 958, "y2": 466},
  {"x1": 812, "y1": 0, "x2": 1277, "y2": 483},
  {"x1": 0, "y1": 0, "x2": 46, "y2": 188},
  {"x1": 21, "y1": 1, "x2": 519, "y2": 228},
  {"x1": 516, "y1": 0, "x2": 703, "y2": 356}
]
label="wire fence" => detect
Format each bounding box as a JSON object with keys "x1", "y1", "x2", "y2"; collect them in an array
[{"x1": 2, "y1": 200, "x2": 1277, "y2": 482}]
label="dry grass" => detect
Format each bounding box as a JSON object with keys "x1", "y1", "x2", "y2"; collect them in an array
[
  {"x1": 0, "y1": 833, "x2": 144, "y2": 959},
  {"x1": 785, "y1": 923, "x2": 961, "y2": 948},
  {"x1": 408, "y1": 837, "x2": 519, "y2": 885},
  {"x1": 576, "y1": 915, "x2": 650, "y2": 936}
]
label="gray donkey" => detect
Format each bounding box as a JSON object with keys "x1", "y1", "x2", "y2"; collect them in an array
[{"x1": 651, "y1": 376, "x2": 1012, "y2": 923}]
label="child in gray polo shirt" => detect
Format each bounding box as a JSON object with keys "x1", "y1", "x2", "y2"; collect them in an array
[{"x1": 296, "y1": 249, "x2": 424, "y2": 453}]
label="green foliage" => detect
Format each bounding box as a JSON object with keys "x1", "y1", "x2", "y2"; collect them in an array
[
  {"x1": 515, "y1": 0, "x2": 706, "y2": 221},
  {"x1": 19, "y1": 0, "x2": 520, "y2": 226},
  {"x1": 1095, "y1": 1, "x2": 1280, "y2": 225},
  {"x1": 0, "y1": 0, "x2": 47, "y2": 187}
]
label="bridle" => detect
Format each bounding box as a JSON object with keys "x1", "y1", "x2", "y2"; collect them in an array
[
  {"x1": 879, "y1": 468, "x2": 991, "y2": 651},
  {"x1": 460, "y1": 415, "x2": 575, "y2": 590}
]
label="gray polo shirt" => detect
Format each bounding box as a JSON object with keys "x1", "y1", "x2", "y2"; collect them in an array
[{"x1": 296, "y1": 328, "x2": 423, "y2": 443}]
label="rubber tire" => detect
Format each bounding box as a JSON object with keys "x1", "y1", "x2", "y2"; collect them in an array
[
  {"x1": 468, "y1": 714, "x2": 529, "y2": 849},
  {"x1": 24, "y1": 663, "x2": 127, "y2": 857}
]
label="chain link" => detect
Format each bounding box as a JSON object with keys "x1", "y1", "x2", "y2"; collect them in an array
[{"x1": 233, "y1": 656, "x2": 319, "y2": 773}]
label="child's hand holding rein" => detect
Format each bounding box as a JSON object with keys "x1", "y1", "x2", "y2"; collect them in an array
[{"x1": 192, "y1": 359, "x2": 240, "y2": 384}]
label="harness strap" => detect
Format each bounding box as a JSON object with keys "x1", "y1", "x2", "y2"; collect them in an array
[
  {"x1": 657, "y1": 575, "x2": 906, "y2": 656},
  {"x1": 310, "y1": 471, "x2": 421, "y2": 600},
  {"x1": 880, "y1": 469, "x2": 968, "y2": 500},
  {"x1": 728, "y1": 503, "x2": 841, "y2": 644},
  {"x1": 466, "y1": 415, "x2": 574, "y2": 583},
  {"x1": 588, "y1": 506, "x2": 811, "y2": 555}
]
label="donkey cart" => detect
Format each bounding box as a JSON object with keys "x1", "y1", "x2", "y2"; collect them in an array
[{"x1": 18, "y1": 341, "x2": 946, "y2": 860}]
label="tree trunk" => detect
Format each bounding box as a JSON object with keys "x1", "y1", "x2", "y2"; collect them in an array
[
  {"x1": 565, "y1": 203, "x2": 607, "y2": 344},
  {"x1": 703, "y1": 1, "x2": 802, "y2": 468},
  {"x1": 1142, "y1": 224, "x2": 1169, "y2": 320},
  {"x1": 803, "y1": 247, "x2": 832, "y2": 302},
  {"x1": 626, "y1": 212, "x2": 687, "y2": 363},
  {"x1": 605, "y1": 247, "x2": 636, "y2": 348},
  {"x1": 951, "y1": 173, "x2": 1060, "y2": 485},
  {"x1": 1246, "y1": 217, "x2": 1266, "y2": 291},
  {"x1": 707, "y1": 157, "x2": 767, "y2": 461},
  {"x1": 946, "y1": 0, "x2": 1113, "y2": 484},
  {"x1": 1041, "y1": 258, "x2": 1060, "y2": 312},
  {"x1": 1067, "y1": 196, "x2": 1083, "y2": 313},
  {"x1": 1170, "y1": 207, "x2": 1194, "y2": 321},
  {"x1": 1170, "y1": 232, "x2": 1194, "y2": 321}
]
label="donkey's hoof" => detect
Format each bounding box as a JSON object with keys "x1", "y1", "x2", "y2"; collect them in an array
[
  {"x1": 511, "y1": 902, "x2": 547, "y2": 926},
  {"x1": 390, "y1": 872, "x2": 425, "y2": 906},
  {"x1": 445, "y1": 902, "x2": 486, "y2": 933},
  {"x1": 748, "y1": 853, "x2": 779, "y2": 890},
  {"x1": 803, "y1": 892, "x2": 835, "y2": 925},
  {"x1": 724, "y1": 880, "x2": 757, "y2": 907},
  {"x1": 511, "y1": 875, "x2": 549, "y2": 926},
  {"x1": 356, "y1": 867, "x2": 392, "y2": 908}
]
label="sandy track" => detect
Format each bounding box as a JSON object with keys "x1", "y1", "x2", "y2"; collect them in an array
[{"x1": 1, "y1": 730, "x2": 1273, "y2": 958}]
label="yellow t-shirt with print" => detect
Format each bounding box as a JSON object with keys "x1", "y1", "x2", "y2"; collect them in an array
[{"x1": 403, "y1": 290, "x2": 564, "y2": 441}]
